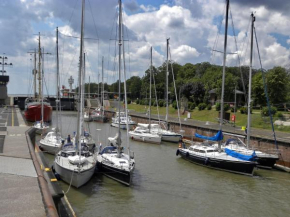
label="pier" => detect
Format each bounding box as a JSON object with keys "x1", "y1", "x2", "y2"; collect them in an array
[{"x1": 0, "y1": 106, "x2": 74, "y2": 217}]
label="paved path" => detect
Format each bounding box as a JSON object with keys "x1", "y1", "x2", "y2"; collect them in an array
[{"x1": 0, "y1": 106, "x2": 46, "y2": 217}]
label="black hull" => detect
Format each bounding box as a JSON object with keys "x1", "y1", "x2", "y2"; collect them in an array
[
  {"x1": 257, "y1": 157, "x2": 278, "y2": 169},
  {"x1": 96, "y1": 161, "x2": 132, "y2": 186},
  {"x1": 178, "y1": 149, "x2": 256, "y2": 176},
  {"x1": 93, "y1": 116, "x2": 108, "y2": 123}
]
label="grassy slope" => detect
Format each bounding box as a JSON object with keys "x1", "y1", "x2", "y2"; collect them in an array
[{"x1": 125, "y1": 103, "x2": 290, "y2": 132}]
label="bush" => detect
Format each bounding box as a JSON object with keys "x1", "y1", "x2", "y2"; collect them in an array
[
  {"x1": 276, "y1": 112, "x2": 284, "y2": 120},
  {"x1": 240, "y1": 107, "x2": 246, "y2": 114},
  {"x1": 136, "y1": 99, "x2": 139, "y2": 104},
  {"x1": 158, "y1": 100, "x2": 165, "y2": 107},
  {"x1": 198, "y1": 103, "x2": 207, "y2": 111},
  {"x1": 224, "y1": 104, "x2": 230, "y2": 111},
  {"x1": 262, "y1": 106, "x2": 277, "y2": 116},
  {"x1": 207, "y1": 104, "x2": 212, "y2": 110},
  {"x1": 172, "y1": 101, "x2": 178, "y2": 109},
  {"x1": 127, "y1": 98, "x2": 131, "y2": 104},
  {"x1": 216, "y1": 102, "x2": 220, "y2": 111},
  {"x1": 188, "y1": 102, "x2": 196, "y2": 111}
]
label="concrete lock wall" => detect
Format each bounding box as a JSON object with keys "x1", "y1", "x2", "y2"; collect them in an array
[{"x1": 129, "y1": 114, "x2": 290, "y2": 167}]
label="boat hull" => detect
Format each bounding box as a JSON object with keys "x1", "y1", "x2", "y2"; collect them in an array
[
  {"x1": 111, "y1": 122, "x2": 135, "y2": 130},
  {"x1": 25, "y1": 103, "x2": 52, "y2": 122},
  {"x1": 96, "y1": 161, "x2": 132, "y2": 186},
  {"x1": 129, "y1": 132, "x2": 161, "y2": 144},
  {"x1": 54, "y1": 159, "x2": 95, "y2": 188},
  {"x1": 257, "y1": 156, "x2": 279, "y2": 169},
  {"x1": 161, "y1": 134, "x2": 182, "y2": 143},
  {"x1": 93, "y1": 116, "x2": 108, "y2": 123},
  {"x1": 39, "y1": 140, "x2": 61, "y2": 155},
  {"x1": 177, "y1": 149, "x2": 256, "y2": 176}
]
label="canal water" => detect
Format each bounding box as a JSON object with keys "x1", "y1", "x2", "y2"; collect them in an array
[{"x1": 37, "y1": 111, "x2": 290, "y2": 217}]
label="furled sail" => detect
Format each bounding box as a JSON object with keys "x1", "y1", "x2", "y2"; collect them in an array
[{"x1": 195, "y1": 130, "x2": 223, "y2": 141}]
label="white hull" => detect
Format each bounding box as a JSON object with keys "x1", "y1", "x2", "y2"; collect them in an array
[
  {"x1": 160, "y1": 134, "x2": 181, "y2": 143},
  {"x1": 39, "y1": 140, "x2": 61, "y2": 154},
  {"x1": 111, "y1": 122, "x2": 135, "y2": 130},
  {"x1": 54, "y1": 156, "x2": 96, "y2": 188},
  {"x1": 128, "y1": 131, "x2": 161, "y2": 144}
]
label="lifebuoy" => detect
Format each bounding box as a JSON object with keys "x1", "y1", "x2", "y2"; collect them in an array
[
  {"x1": 131, "y1": 136, "x2": 134, "y2": 140},
  {"x1": 176, "y1": 149, "x2": 180, "y2": 156}
]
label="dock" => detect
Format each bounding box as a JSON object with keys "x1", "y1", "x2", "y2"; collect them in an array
[{"x1": 0, "y1": 106, "x2": 73, "y2": 217}]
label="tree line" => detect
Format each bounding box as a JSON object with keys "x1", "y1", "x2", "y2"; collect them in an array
[{"x1": 81, "y1": 62, "x2": 290, "y2": 110}]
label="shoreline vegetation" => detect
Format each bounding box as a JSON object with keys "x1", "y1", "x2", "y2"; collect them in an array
[{"x1": 112, "y1": 102, "x2": 290, "y2": 132}]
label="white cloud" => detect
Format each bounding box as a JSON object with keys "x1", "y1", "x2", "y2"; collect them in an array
[{"x1": 140, "y1": 4, "x2": 157, "y2": 12}]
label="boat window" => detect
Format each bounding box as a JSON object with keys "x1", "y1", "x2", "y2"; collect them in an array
[{"x1": 207, "y1": 150, "x2": 217, "y2": 153}]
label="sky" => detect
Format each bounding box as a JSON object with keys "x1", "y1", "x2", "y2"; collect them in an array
[{"x1": 1, "y1": 0, "x2": 290, "y2": 95}]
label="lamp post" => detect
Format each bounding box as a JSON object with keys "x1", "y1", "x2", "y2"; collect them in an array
[{"x1": 0, "y1": 54, "x2": 13, "y2": 75}]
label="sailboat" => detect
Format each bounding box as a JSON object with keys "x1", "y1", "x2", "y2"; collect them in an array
[
  {"x1": 25, "y1": 34, "x2": 52, "y2": 123},
  {"x1": 84, "y1": 54, "x2": 93, "y2": 122},
  {"x1": 221, "y1": 13, "x2": 279, "y2": 169},
  {"x1": 129, "y1": 47, "x2": 162, "y2": 144},
  {"x1": 39, "y1": 27, "x2": 63, "y2": 154},
  {"x1": 91, "y1": 56, "x2": 108, "y2": 123},
  {"x1": 176, "y1": 0, "x2": 256, "y2": 176},
  {"x1": 150, "y1": 39, "x2": 182, "y2": 143},
  {"x1": 33, "y1": 33, "x2": 50, "y2": 134},
  {"x1": 54, "y1": 0, "x2": 96, "y2": 188},
  {"x1": 97, "y1": 0, "x2": 135, "y2": 186}
]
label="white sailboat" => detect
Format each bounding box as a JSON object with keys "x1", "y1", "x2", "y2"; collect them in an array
[
  {"x1": 40, "y1": 27, "x2": 64, "y2": 154},
  {"x1": 84, "y1": 55, "x2": 93, "y2": 122},
  {"x1": 129, "y1": 46, "x2": 161, "y2": 144},
  {"x1": 54, "y1": 0, "x2": 96, "y2": 188},
  {"x1": 33, "y1": 33, "x2": 49, "y2": 134},
  {"x1": 97, "y1": 0, "x2": 135, "y2": 186},
  {"x1": 150, "y1": 39, "x2": 182, "y2": 143}
]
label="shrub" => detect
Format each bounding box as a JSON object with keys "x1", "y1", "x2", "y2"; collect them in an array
[
  {"x1": 207, "y1": 104, "x2": 212, "y2": 110},
  {"x1": 216, "y1": 102, "x2": 220, "y2": 111},
  {"x1": 127, "y1": 98, "x2": 131, "y2": 104},
  {"x1": 262, "y1": 106, "x2": 277, "y2": 116},
  {"x1": 198, "y1": 103, "x2": 207, "y2": 111},
  {"x1": 158, "y1": 100, "x2": 165, "y2": 107},
  {"x1": 172, "y1": 101, "x2": 178, "y2": 109},
  {"x1": 188, "y1": 102, "x2": 196, "y2": 111},
  {"x1": 240, "y1": 107, "x2": 246, "y2": 114},
  {"x1": 276, "y1": 112, "x2": 284, "y2": 120},
  {"x1": 136, "y1": 99, "x2": 139, "y2": 104},
  {"x1": 224, "y1": 104, "x2": 230, "y2": 111}
]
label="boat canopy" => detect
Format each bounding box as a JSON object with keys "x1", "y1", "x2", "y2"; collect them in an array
[
  {"x1": 100, "y1": 146, "x2": 117, "y2": 155},
  {"x1": 225, "y1": 148, "x2": 257, "y2": 161},
  {"x1": 195, "y1": 130, "x2": 223, "y2": 141}
]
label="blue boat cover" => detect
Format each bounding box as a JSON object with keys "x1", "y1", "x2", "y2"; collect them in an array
[
  {"x1": 195, "y1": 130, "x2": 223, "y2": 141},
  {"x1": 225, "y1": 148, "x2": 257, "y2": 161},
  {"x1": 100, "y1": 146, "x2": 117, "y2": 155}
]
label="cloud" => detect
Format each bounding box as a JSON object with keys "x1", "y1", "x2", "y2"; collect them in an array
[
  {"x1": 124, "y1": 0, "x2": 139, "y2": 12},
  {"x1": 140, "y1": 4, "x2": 157, "y2": 12}
]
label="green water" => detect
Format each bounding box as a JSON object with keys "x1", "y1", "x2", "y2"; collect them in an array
[{"x1": 39, "y1": 111, "x2": 290, "y2": 217}]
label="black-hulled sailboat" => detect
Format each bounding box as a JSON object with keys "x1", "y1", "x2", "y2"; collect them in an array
[
  {"x1": 176, "y1": 0, "x2": 256, "y2": 176},
  {"x1": 96, "y1": 0, "x2": 135, "y2": 186}
]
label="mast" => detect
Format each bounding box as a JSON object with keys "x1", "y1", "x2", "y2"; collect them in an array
[
  {"x1": 218, "y1": 0, "x2": 229, "y2": 150},
  {"x1": 56, "y1": 27, "x2": 60, "y2": 131},
  {"x1": 38, "y1": 32, "x2": 42, "y2": 102},
  {"x1": 33, "y1": 49, "x2": 37, "y2": 99},
  {"x1": 116, "y1": 0, "x2": 122, "y2": 158},
  {"x1": 246, "y1": 12, "x2": 255, "y2": 148},
  {"x1": 88, "y1": 76, "x2": 90, "y2": 100},
  {"x1": 41, "y1": 48, "x2": 44, "y2": 126},
  {"x1": 149, "y1": 46, "x2": 152, "y2": 133},
  {"x1": 165, "y1": 38, "x2": 169, "y2": 130},
  {"x1": 76, "y1": 0, "x2": 85, "y2": 155},
  {"x1": 102, "y1": 56, "x2": 104, "y2": 117}
]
